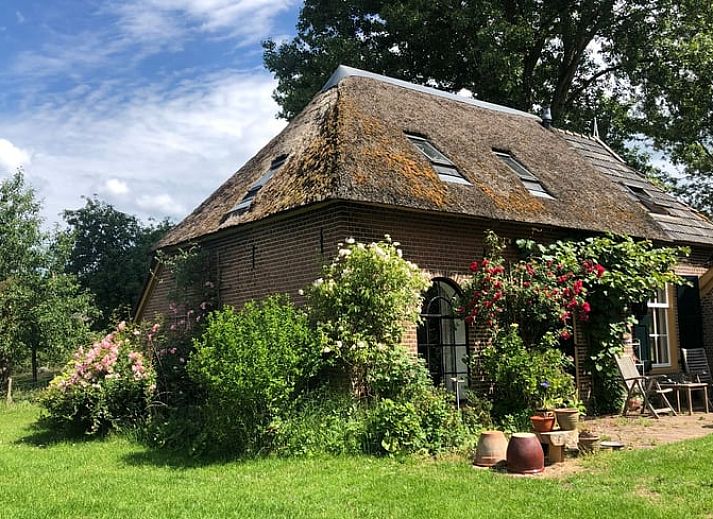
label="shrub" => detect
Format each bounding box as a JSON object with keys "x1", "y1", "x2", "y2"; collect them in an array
[
  {"x1": 187, "y1": 295, "x2": 322, "y2": 455},
  {"x1": 480, "y1": 325, "x2": 576, "y2": 417},
  {"x1": 307, "y1": 236, "x2": 430, "y2": 395},
  {"x1": 41, "y1": 322, "x2": 155, "y2": 435},
  {"x1": 270, "y1": 390, "x2": 366, "y2": 456}
]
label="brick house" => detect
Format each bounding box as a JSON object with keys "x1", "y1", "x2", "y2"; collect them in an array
[{"x1": 136, "y1": 66, "x2": 713, "y2": 397}]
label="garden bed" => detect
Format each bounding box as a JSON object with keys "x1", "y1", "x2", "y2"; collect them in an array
[{"x1": 542, "y1": 412, "x2": 713, "y2": 478}]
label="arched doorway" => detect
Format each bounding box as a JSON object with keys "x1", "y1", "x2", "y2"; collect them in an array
[{"x1": 417, "y1": 278, "x2": 469, "y2": 395}]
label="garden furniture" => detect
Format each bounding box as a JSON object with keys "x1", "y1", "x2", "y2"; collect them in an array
[
  {"x1": 659, "y1": 380, "x2": 709, "y2": 414},
  {"x1": 681, "y1": 348, "x2": 713, "y2": 409},
  {"x1": 615, "y1": 353, "x2": 676, "y2": 418}
]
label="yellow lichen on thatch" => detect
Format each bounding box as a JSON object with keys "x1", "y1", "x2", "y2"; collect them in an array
[{"x1": 336, "y1": 94, "x2": 447, "y2": 207}]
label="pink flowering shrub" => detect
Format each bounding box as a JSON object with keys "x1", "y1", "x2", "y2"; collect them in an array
[{"x1": 41, "y1": 322, "x2": 156, "y2": 435}]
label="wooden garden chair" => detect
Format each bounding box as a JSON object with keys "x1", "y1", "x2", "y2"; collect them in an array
[
  {"x1": 681, "y1": 348, "x2": 713, "y2": 407},
  {"x1": 615, "y1": 353, "x2": 677, "y2": 418}
]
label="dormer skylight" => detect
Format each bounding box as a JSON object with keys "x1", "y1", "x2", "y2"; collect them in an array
[
  {"x1": 493, "y1": 150, "x2": 554, "y2": 199},
  {"x1": 226, "y1": 154, "x2": 289, "y2": 218},
  {"x1": 625, "y1": 185, "x2": 669, "y2": 215},
  {"x1": 406, "y1": 134, "x2": 471, "y2": 185}
]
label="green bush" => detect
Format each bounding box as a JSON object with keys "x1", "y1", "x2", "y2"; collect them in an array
[
  {"x1": 40, "y1": 322, "x2": 155, "y2": 435},
  {"x1": 188, "y1": 296, "x2": 322, "y2": 454},
  {"x1": 271, "y1": 390, "x2": 366, "y2": 456},
  {"x1": 480, "y1": 324, "x2": 576, "y2": 418},
  {"x1": 307, "y1": 237, "x2": 430, "y2": 395}
]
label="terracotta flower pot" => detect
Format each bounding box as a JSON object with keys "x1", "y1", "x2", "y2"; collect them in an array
[
  {"x1": 555, "y1": 408, "x2": 579, "y2": 431},
  {"x1": 506, "y1": 432, "x2": 544, "y2": 474},
  {"x1": 578, "y1": 432, "x2": 601, "y2": 454},
  {"x1": 474, "y1": 430, "x2": 508, "y2": 467},
  {"x1": 530, "y1": 414, "x2": 555, "y2": 433}
]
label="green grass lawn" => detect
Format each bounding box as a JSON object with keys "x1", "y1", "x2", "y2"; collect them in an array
[{"x1": 2, "y1": 404, "x2": 713, "y2": 519}]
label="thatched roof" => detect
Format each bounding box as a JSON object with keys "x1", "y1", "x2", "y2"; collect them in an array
[{"x1": 157, "y1": 66, "x2": 713, "y2": 249}]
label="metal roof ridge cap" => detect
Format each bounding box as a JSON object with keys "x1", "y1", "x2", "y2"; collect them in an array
[{"x1": 322, "y1": 65, "x2": 541, "y2": 120}]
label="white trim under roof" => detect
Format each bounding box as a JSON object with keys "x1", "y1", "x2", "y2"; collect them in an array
[{"x1": 322, "y1": 65, "x2": 541, "y2": 121}]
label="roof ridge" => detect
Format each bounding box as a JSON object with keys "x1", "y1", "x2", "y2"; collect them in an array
[{"x1": 322, "y1": 65, "x2": 541, "y2": 121}]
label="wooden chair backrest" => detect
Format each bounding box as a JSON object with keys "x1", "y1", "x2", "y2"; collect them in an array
[
  {"x1": 682, "y1": 348, "x2": 712, "y2": 384},
  {"x1": 615, "y1": 353, "x2": 642, "y2": 390}
]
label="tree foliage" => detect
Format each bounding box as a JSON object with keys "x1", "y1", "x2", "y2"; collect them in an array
[
  {"x1": 62, "y1": 197, "x2": 171, "y2": 329},
  {"x1": 0, "y1": 171, "x2": 97, "y2": 383},
  {"x1": 264, "y1": 0, "x2": 713, "y2": 213}
]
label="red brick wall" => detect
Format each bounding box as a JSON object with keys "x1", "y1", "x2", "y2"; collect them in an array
[{"x1": 138, "y1": 201, "x2": 713, "y2": 395}]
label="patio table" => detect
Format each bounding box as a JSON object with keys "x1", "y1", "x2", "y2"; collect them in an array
[{"x1": 659, "y1": 382, "x2": 709, "y2": 415}]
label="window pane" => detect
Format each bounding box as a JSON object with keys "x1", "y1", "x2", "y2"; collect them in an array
[
  {"x1": 410, "y1": 138, "x2": 453, "y2": 165},
  {"x1": 648, "y1": 306, "x2": 670, "y2": 365}
]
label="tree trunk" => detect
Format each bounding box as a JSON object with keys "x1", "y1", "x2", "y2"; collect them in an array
[{"x1": 31, "y1": 344, "x2": 37, "y2": 384}]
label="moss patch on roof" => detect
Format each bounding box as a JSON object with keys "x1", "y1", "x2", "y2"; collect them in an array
[{"x1": 159, "y1": 73, "x2": 694, "y2": 250}]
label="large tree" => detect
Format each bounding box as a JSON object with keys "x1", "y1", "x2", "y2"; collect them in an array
[
  {"x1": 0, "y1": 171, "x2": 96, "y2": 384},
  {"x1": 264, "y1": 0, "x2": 713, "y2": 212},
  {"x1": 62, "y1": 197, "x2": 171, "y2": 329}
]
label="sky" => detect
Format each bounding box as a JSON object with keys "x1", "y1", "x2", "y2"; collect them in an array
[{"x1": 0, "y1": 0, "x2": 301, "y2": 226}]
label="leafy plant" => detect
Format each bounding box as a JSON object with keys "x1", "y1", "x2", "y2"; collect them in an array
[
  {"x1": 479, "y1": 325, "x2": 576, "y2": 417},
  {"x1": 306, "y1": 236, "x2": 430, "y2": 396},
  {"x1": 40, "y1": 322, "x2": 155, "y2": 435},
  {"x1": 187, "y1": 296, "x2": 322, "y2": 455}
]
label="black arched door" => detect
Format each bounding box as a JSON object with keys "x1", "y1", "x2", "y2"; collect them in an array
[{"x1": 417, "y1": 279, "x2": 468, "y2": 394}]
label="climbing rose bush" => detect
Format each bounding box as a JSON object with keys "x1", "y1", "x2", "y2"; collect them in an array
[
  {"x1": 461, "y1": 232, "x2": 602, "y2": 348},
  {"x1": 41, "y1": 321, "x2": 156, "y2": 435}
]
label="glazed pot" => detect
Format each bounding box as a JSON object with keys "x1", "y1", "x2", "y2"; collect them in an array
[
  {"x1": 474, "y1": 430, "x2": 508, "y2": 467},
  {"x1": 530, "y1": 414, "x2": 555, "y2": 433},
  {"x1": 506, "y1": 432, "x2": 544, "y2": 474},
  {"x1": 555, "y1": 408, "x2": 579, "y2": 431}
]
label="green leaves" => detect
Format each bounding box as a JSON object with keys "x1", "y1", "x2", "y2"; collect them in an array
[
  {"x1": 0, "y1": 171, "x2": 97, "y2": 383},
  {"x1": 63, "y1": 197, "x2": 172, "y2": 328}
]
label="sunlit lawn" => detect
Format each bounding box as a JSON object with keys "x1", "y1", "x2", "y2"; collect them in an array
[{"x1": 2, "y1": 403, "x2": 713, "y2": 518}]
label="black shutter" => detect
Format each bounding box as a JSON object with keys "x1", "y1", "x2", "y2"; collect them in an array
[{"x1": 677, "y1": 276, "x2": 703, "y2": 350}]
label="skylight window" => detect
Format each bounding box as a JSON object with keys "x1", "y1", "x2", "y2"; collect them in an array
[
  {"x1": 226, "y1": 154, "x2": 289, "y2": 218},
  {"x1": 406, "y1": 134, "x2": 471, "y2": 185},
  {"x1": 625, "y1": 185, "x2": 670, "y2": 215},
  {"x1": 493, "y1": 151, "x2": 554, "y2": 199}
]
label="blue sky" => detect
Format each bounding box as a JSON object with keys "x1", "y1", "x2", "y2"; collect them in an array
[{"x1": 0, "y1": 0, "x2": 301, "y2": 225}]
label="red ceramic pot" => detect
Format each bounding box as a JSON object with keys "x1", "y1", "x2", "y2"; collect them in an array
[
  {"x1": 474, "y1": 430, "x2": 508, "y2": 467},
  {"x1": 530, "y1": 414, "x2": 555, "y2": 433},
  {"x1": 507, "y1": 432, "x2": 545, "y2": 474}
]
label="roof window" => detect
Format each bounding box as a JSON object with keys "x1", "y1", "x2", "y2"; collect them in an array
[
  {"x1": 625, "y1": 185, "x2": 669, "y2": 215},
  {"x1": 493, "y1": 150, "x2": 554, "y2": 199},
  {"x1": 406, "y1": 134, "x2": 471, "y2": 185},
  {"x1": 226, "y1": 154, "x2": 289, "y2": 218}
]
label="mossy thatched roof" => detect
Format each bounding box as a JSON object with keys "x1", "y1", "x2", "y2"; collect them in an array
[{"x1": 157, "y1": 67, "x2": 713, "y2": 249}]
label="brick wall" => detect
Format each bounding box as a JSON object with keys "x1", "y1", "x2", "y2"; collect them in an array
[{"x1": 138, "y1": 200, "x2": 713, "y2": 395}]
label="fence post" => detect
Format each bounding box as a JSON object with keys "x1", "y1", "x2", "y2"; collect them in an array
[{"x1": 5, "y1": 377, "x2": 12, "y2": 405}]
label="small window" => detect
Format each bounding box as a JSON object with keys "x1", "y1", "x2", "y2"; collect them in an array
[
  {"x1": 625, "y1": 185, "x2": 669, "y2": 215},
  {"x1": 225, "y1": 154, "x2": 289, "y2": 218},
  {"x1": 406, "y1": 134, "x2": 471, "y2": 185},
  {"x1": 494, "y1": 150, "x2": 554, "y2": 199}
]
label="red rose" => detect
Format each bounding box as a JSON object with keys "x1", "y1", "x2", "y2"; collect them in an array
[
  {"x1": 581, "y1": 301, "x2": 591, "y2": 313},
  {"x1": 560, "y1": 330, "x2": 572, "y2": 341},
  {"x1": 595, "y1": 264, "x2": 606, "y2": 278},
  {"x1": 469, "y1": 260, "x2": 479, "y2": 272}
]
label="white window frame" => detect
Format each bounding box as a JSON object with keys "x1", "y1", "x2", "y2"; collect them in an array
[{"x1": 647, "y1": 286, "x2": 672, "y2": 368}]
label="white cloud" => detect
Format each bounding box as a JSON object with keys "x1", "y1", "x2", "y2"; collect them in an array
[
  {"x1": 0, "y1": 70, "x2": 286, "y2": 224},
  {"x1": 16, "y1": 11, "x2": 25, "y2": 24},
  {"x1": 103, "y1": 178, "x2": 130, "y2": 196},
  {"x1": 9, "y1": 1, "x2": 296, "y2": 81},
  {"x1": 113, "y1": 0, "x2": 296, "y2": 44},
  {"x1": 136, "y1": 193, "x2": 184, "y2": 214},
  {"x1": 0, "y1": 138, "x2": 31, "y2": 173}
]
